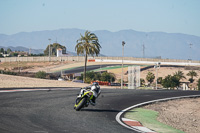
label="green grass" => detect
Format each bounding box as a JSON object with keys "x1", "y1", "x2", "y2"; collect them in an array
[
  {"x1": 124, "y1": 108, "x2": 184, "y2": 133},
  {"x1": 92, "y1": 65, "x2": 129, "y2": 72},
  {"x1": 53, "y1": 66, "x2": 80, "y2": 73},
  {"x1": 93, "y1": 64, "x2": 150, "y2": 72}
]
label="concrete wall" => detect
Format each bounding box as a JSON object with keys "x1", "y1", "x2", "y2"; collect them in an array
[
  {"x1": 0, "y1": 56, "x2": 200, "y2": 64},
  {"x1": 0, "y1": 56, "x2": 85, "y2": 62}
]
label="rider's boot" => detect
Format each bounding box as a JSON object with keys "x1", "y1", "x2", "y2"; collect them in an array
[{"x1": 90, "y1": 97, "x2": 96, "y2": 106}]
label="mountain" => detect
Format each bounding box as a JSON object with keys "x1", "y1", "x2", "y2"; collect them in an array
[{"x1": 0, "y1": 28, "x2": 200, "y2": 60}]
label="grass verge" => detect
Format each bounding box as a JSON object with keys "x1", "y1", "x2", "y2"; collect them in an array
[{"x1": 124, "y1": 108, "x2": 184, "y2": 133}]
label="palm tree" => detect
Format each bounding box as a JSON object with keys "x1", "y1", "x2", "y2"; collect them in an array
[
  {"x1": 174, "y1": 70, "x2": 186, "y2": 81},
  {"x1": 187, "y1": 70, "x2": 198, "y2": 83},
  {"x1": 75, "y1": 31, "x2": 101, "y2": 82}
]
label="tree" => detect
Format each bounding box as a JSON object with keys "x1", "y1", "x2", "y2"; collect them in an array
[
  {"x1": 161, "y1": 75, "x2": 180, "y2": 89},
  {"x1": 100, "y1": 72, "x2": 115, "y2": 82},
  {"x1": 197, "y1": 78, "x2": 200, "y2": 90},
  {"x1": 0, "y1": 48, "x2": 4, "y2": 53},
  {"x1": 10, "y1": 53, "x2": 18, "y2": 57},
  {"x1": 7, "y1": 48, "x2": 12, "y2": 54},
  {"x1": 174, "y1": 71, "x2": 186, "y2": 81},
  {"x1": 44, "y1": 43, "x2": 66, "y2": 56},
  {"x1": 146, "y1": 72, "x2": 155, "y2": 84},
  {"x1": 157, "y1": 77, "x2": 163, "y2": 84},
  {"x1": 140, "y1": 78, "x2": 145, "y2": 86},
  {"x1": 75, "y1": 31, "x2": 101, "y2": 82},
  {"x1": 76, "y1": 71, "x2": 115, "y2": 83},
  {"x1": 187, "y1": 70, "x2": 198, "y2": 83},
  {"x1": 189, "y1": 78, "x2": 194, "y2": 83}
]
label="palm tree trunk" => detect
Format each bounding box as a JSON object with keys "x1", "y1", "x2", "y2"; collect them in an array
[{"x1": 84, "y1": 54, "x2": 88, "y2": 82}]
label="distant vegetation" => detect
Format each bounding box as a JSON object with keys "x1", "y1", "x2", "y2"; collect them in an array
[
  {"x1": 44, "y1": 43, "x2": 66, "y2": 56},
  {"x1": 77, "y1": 71, "x2": 115, "y2": 84},
  {"x1": 146, "y1": 72, "x2": 155, "y2": 84},
  {"x1": 35, "y1": 71, "x2": 47, "y2": 79},
  {"x1": 0, "y1": 70, "x2": 17, "y2": 75},
  {"x1": 144, "y1": 70, "x2": 199, "y2": 90},
  {"x1": 0, "y1": 47, "x2": 45, "y2": 57}
]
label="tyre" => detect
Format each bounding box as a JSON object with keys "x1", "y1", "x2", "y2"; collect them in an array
[{"x1": 74, "y1": 97, "x2": 87, "y2": 111}]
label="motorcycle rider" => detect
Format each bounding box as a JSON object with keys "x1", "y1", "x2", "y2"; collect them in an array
[{"x1": 78, "y1": 82, "x2": 101, "y2": 106}]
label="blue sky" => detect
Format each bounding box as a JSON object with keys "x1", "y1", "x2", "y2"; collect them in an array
[{"x1": 0, "y1": 0, "x2": 200, "y2": 36}]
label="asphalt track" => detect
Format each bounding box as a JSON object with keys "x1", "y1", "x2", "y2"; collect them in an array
[
  {"x1": 54, "y1": 64, "x2": 185, "y2": 75},
  {"x1": 55, "y1": 64, "x2": 124, "y2": 75},
  {"x1": 0, "y1": 88, "x2": 200, "y2": 133}
]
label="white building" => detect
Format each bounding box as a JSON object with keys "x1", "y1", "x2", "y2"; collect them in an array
[
  {"x1": 57, "y1": 48, "x2": 69, "y2": 57},
  {"x1": 57, "y1": 48, "x2": 63, "y2": 57}
]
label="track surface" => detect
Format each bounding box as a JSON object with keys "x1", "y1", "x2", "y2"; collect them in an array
[
  {"x1": 55, "y1": 64, "x2": 124, "y2": 74},
  {"x1": 0, "y1": 88, "x2": 200, "y2": 133},
  {"x1": 55, "y1": 64, "x2": 184, "y2": 75}
]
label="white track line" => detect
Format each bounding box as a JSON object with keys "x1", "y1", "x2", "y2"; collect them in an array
[{"x1": 116, "y1": 94, "x2": 200, "y2": 133}]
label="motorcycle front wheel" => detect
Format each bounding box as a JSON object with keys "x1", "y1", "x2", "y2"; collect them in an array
[{"x1": 74, "y1": 97, "x2": 87, "y2": 111}]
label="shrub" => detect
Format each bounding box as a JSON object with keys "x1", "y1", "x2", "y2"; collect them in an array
[
  {"x1": 161, "y1": 75, "x2": 180, "y2": 89},
  {"x1": 140, "y1": 78, "x2": 145, "y2": 86},
  {"x1": 146, "y1": 72, "x2": 155, "y2": 84},
  {"x1": 35, "y1": 71, "x2": 46, "y2": 79},
  {"x1": 76, "y1": 71, "x2": 115, "y2": 83},
  {"x1": 157, "y1": 77, "x2": 163, "y2": 84},
  {"x1": 100, "y1": 72, "x2": 115, "y2": 82},
  {"x1": 0, "y1": 70, "x2": 17, "y2": 75}
]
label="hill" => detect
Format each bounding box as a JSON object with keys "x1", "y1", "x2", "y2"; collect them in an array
[
  {"x1": 0, "y1": 28, "x2": 200, "y2": 60},
  {"x1": 0, "y1": 46, "x2": 43, "y2": 54}
]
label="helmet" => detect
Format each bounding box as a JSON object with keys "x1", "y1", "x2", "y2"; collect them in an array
[
  {"x1": 91, "y1": 84, "x2": 100, "y2": 93},
  {"x1": 91, "y1": 86, "x2": 96, "y2": 91}
]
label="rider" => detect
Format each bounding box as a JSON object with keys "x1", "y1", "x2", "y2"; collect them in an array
[
  {"x1": 90, "y1": 82, "x2": 101, "y2": 106},
  {"x1": 78, "y1": 82, "x2": 101, "y2": 106}
]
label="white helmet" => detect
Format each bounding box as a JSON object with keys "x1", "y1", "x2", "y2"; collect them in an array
[{"x1": 91, "y1": 86, "x2": 96, "y2": 91}]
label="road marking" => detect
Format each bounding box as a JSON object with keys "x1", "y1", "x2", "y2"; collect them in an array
[{"x1": 116, "y1": 94, "x2": 200, "y2": 133}]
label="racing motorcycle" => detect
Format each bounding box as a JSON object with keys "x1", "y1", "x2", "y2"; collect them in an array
[{"x1": 74, "y1": 87, "x2": 94, "y2": 111}]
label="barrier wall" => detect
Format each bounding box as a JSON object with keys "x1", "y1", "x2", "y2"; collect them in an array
[{"x1": 0, "y1": 56, "x2": 200, "y2": 64}]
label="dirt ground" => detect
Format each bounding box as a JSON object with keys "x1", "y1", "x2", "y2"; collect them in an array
[
  {"x1": 144, "y1": 98, "x2": 200, "y2": 133},
  {"x1": 0, "y1": 74, "x2": 90, "y2": 88}
]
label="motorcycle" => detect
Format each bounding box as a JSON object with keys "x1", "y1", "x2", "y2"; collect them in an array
[{"x1": 74, "y1": 88, "x2": 94, "y2": 111}]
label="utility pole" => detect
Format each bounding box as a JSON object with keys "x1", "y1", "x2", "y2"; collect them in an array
[
  {"x1": 142, "y1": 43, "x2": 145, "y2": 58},
  {"x1": 48, "y1": 38, "x2": 51, "y2": 62},
  {"x1": 154, "y1": 62, "x2": 161, "y2": 90},
  {"x1": 121, "y1": 41, "x2": 125, "y2": 89},
  {"x1": 189, "y1": 43, "x2": 193, "y2": 60}
]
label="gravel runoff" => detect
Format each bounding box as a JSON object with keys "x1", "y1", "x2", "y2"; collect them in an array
[{"x1": 144, "y1": 98, "x2": 200, "y2": 133}]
